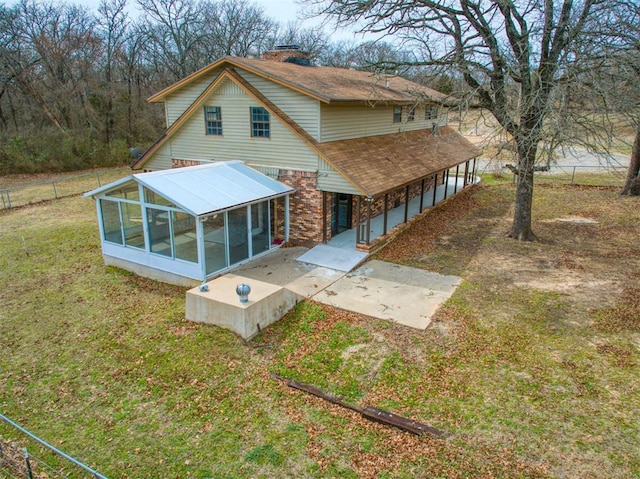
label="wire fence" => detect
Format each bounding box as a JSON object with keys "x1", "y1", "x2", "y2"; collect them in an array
[
  {"x1": 0, "y1": 162, "x2": 628, "y2": 212},
  {"x1": 532, "y1": 164, "x2": 626, "y2": 187},
  {"x1": 479, "y1": 162, "x2": 628, "y2": 188},
  {"x1": 0, "y1": 414, "x2": 107, "y2": 479},
  {"x1": 0, "y1": 167, "x2": 130, "y2": 210}
]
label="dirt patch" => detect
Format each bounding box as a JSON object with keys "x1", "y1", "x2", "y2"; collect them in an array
[
  {"x1": 543, "y1": 216, "x2": 599, "y2": 224},
  {"x1": 374, "y1": 186, "x2": 513, "y2": 276}
]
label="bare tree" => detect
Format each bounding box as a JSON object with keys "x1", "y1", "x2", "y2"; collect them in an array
[
  {"x1": 273, "y1": 22, "x2": 332, "y2": 61},
  {"x1": 203, "y1": 0, "x2": 278, "y2": 57},
  {"x1": 613, "y1": 3, "x2": 640, "y2": 196},
  {"x1": 308, "y1": 0, "x2": 632, "y2": 240},
  {"x1": 97, "y1": 0, "x2": 130, "y2": 143},
  {"x1": 136, "y1": 0, "x2": 208, "y2": 79},
  {"x1": 0, "y1": 4, "x2": 22, "y2": 132},
  {"x1": 4, "y1": 0, "x2": 100, "y2": 135}
]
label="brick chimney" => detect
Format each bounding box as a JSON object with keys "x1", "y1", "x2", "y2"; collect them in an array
[{"x1": 262, "y1": 45, "x2": 311, "y2": 65}]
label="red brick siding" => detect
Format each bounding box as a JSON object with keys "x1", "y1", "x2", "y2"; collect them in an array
[
  {"x1": 172, "y1": 159, "x2": 202, "y2": 168},
  {"x1": 354, "y1": 175, "x2": 436, "y2": 224},
  {"x1": 277, "y1": 170, "x2": 323, "y2": 245}
]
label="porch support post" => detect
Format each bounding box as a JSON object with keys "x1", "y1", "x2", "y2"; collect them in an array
[
  {"x1": 403, "y1": 185, "x2": 409, "y2": 223},
  {"x1": 383, "y1": 193, "x2": 388, "y2": 235},
  {"x1": 473, "y1": 157, "x2": 478, "y2": 182},
  {"x1": 419, "y1": 178, "x2": 425, "y2": 213},
  {"x1": 463, "y1": 160, "x2": 470, "y2": 187},
  {"x1": 322, "y1": 191, "x2": 327, "y2": 244},
  {"x1": 366, "y1": 197, "x2": 372, "y2": 245},
  {"x1": 356, "y1": 196, "x2": 362, "y2": 244},
  {"x1": 454, "y1": 164, "x2": 460, "y2": 193},
  {"x1": 284, "y1": 195, "x2": 290, "y2": 242},
  {"x1": 432, "y1": 173, "x2": 438, "y2": 206},
  {"x1": 444, "y1": 170, "x2": 449, "y2": 200}
]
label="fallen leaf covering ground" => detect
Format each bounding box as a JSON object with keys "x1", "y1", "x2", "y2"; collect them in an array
[{"x1": 0, "y1": 178, "x2": 639, "y2": 478}]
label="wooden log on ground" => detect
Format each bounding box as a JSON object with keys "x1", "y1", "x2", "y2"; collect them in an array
[{"x1": 271, "y1": 373, "x2": 447, "y2": 438}]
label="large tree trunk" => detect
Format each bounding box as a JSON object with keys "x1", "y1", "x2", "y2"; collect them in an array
[
  {"x1": 508, "y1": 142, "x2": 537, "y2": 240},
  {"x1": 621, "y1": 124, "x2": 640, "y2": 196}
]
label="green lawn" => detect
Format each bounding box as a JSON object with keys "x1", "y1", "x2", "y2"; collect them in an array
[{"x1": 0, "y1": 179, "x2": 638, "y2": 478}]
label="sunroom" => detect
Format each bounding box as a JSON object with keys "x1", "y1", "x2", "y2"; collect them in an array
[{"x1": 85, "y1": 161, "x2": 293, "y2": 286}]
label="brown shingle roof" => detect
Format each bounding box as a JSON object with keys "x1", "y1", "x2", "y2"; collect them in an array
[
  {"x1": 315, "y1": 126, "x2": 480, "y2": 196},
  {"x1": 140, "y1": 57, "x2": 478, "y2": 196},
  {"x1": 149, "y1": 56, "x2": 449, "y2": 105}
]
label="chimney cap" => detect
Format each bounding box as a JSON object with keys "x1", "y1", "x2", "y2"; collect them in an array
[{"x1": 275, "y1": 44, "x2": 301, "y2": 51}]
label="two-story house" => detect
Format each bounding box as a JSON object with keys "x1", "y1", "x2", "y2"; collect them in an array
[{"x1": 86, "y1": 46, "x2": 479, "y2": 286}]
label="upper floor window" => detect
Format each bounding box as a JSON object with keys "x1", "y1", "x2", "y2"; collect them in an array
[
  {"x1": 204, "y1": 106, "x2": 222, "y2": 135},
  {"x1": 425, "y1": 106, "x2": 439, "y2": 121},
  {"x1": 250, "y1": 107, "x2": 270, "y2": 138},
  {"x1": 407, "y1": 106, "x2": 416, "y2": 122},
  {"x1": 393, "y1": 106, "x2": 402, "y2": 123}
]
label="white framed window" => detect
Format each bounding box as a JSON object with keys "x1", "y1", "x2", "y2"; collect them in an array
[
  {"x1": 425, "y1": 106, "x2": 439, "y2": 121},
  {"x1": 250, "y1": 107, "x2": 270, "y2": 138},
  {"x1": 393, "y1": 106, "x2": 402, "y2": 123},
  {"x1": 204, "y1": 106, "x2": 222, "y2": 135}
]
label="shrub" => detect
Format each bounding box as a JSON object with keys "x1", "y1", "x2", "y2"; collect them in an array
[{"x1": 0, "y1": 130, "x2": 131, "y2": 175}]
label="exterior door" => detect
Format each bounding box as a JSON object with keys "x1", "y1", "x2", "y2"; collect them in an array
[
  {"x1": 228, "y1": 207, "x2": 249, "y2": 266},
  {"x1": 331, "y1": 193, "x2": 352, "y2": 236}
]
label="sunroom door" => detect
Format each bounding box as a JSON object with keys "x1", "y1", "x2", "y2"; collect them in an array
[
  {"x1": 203, "y1": 214, "x2": 227, "y2": 275},
  {"x1": 251, "y1": 202, "x2": 269, "y2": 256},
  {"x1": 228, "y1": 207, "x2": 249, "y2": 266}
]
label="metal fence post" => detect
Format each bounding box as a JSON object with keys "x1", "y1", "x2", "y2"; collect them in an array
[
  {"x1": 52, "y1": 181, "x2": 58, "y2": 199},
  {"x1": 0, "y1": 413, "x2": 108, "y2": 479},
  {"x1": 96, "y1": 172, "x2": 102, "y2": 187},
  {"x1": 24, "y1": 447, "x2": 34, "y2": 479},
  {"x1": 571, "y1": 167, "x2": 577, "y2": 185}
]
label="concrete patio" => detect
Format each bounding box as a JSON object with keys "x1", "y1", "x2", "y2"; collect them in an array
[
  {"x1": 201, "y1": 248, "x2": 462, "y2": 336},
  {"x1": 186, "y1": 175, "x2": 473, "y2": 338}
]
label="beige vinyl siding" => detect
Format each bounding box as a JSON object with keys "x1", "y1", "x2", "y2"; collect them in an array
[
  {"x1": 144, "y1": 142, "x2": 173, "y2": 170},
  {"x1": 237, "y1": 70, "x2": 320, "y2": 139},
  {"x1": 164, "y1": 72, "x2": 222, "y2": 127},
  {"x1": 317, "y1": 157, "x2": 362, "y2": 195},
  {"x1": 164, "y1": 78, "x2": 318, "y2": 171},
  {"x1": 320, "y1": 104, "x2": 447, "y2": 142}
]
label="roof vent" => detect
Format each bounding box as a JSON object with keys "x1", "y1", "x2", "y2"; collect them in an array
[{"x1": 285, "y1": 56, "x2": 311, "y2": 66}]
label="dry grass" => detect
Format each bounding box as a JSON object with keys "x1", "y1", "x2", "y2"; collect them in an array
[
  {"x1": 0, "y1": 177, "x2": 639, "y2": 478},
  {"x1": 0, "y1": 167, "x2": 129, "y2": 209}
]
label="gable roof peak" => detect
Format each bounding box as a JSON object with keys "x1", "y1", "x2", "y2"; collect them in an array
[{"x1": 149, "y1": 55, "x2": 451, "y2": 106}]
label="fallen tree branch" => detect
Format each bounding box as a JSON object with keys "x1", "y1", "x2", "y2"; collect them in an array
[{"x1": 271, "y1": 373, "x2": 447, "y2": 438}]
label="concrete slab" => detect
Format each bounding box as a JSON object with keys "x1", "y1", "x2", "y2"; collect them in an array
[
  {"x1": 297, "y1": 244, "x2": 368, "y2": 272},
  {"x1": 313, "y1": 260, "x2": 462, "y2": 330},
  {"x1": 233, "y1": 247, "x2": 344, "y2": 298},
  {"x1": 190, "y1": 250, "x2": 461, "y2": 337},
  {"x1": 349, "y1": 261, "x2": 462, "y2": 292}
]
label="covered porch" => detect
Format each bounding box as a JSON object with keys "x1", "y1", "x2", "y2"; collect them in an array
[
  {"x1": 315, "y1": 126, "x2": 481, "y2": 252},
  {"x1": 349, "y1": 158, "x2": 478, "y2": 251},
  {"x1": 297, "y1": 161, "x2": 479, "y2": 273}
]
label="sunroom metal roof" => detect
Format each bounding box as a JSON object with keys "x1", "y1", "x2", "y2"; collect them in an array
[{"x1": 86, "y1": 161, "x2": 293, "y2": 216}]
